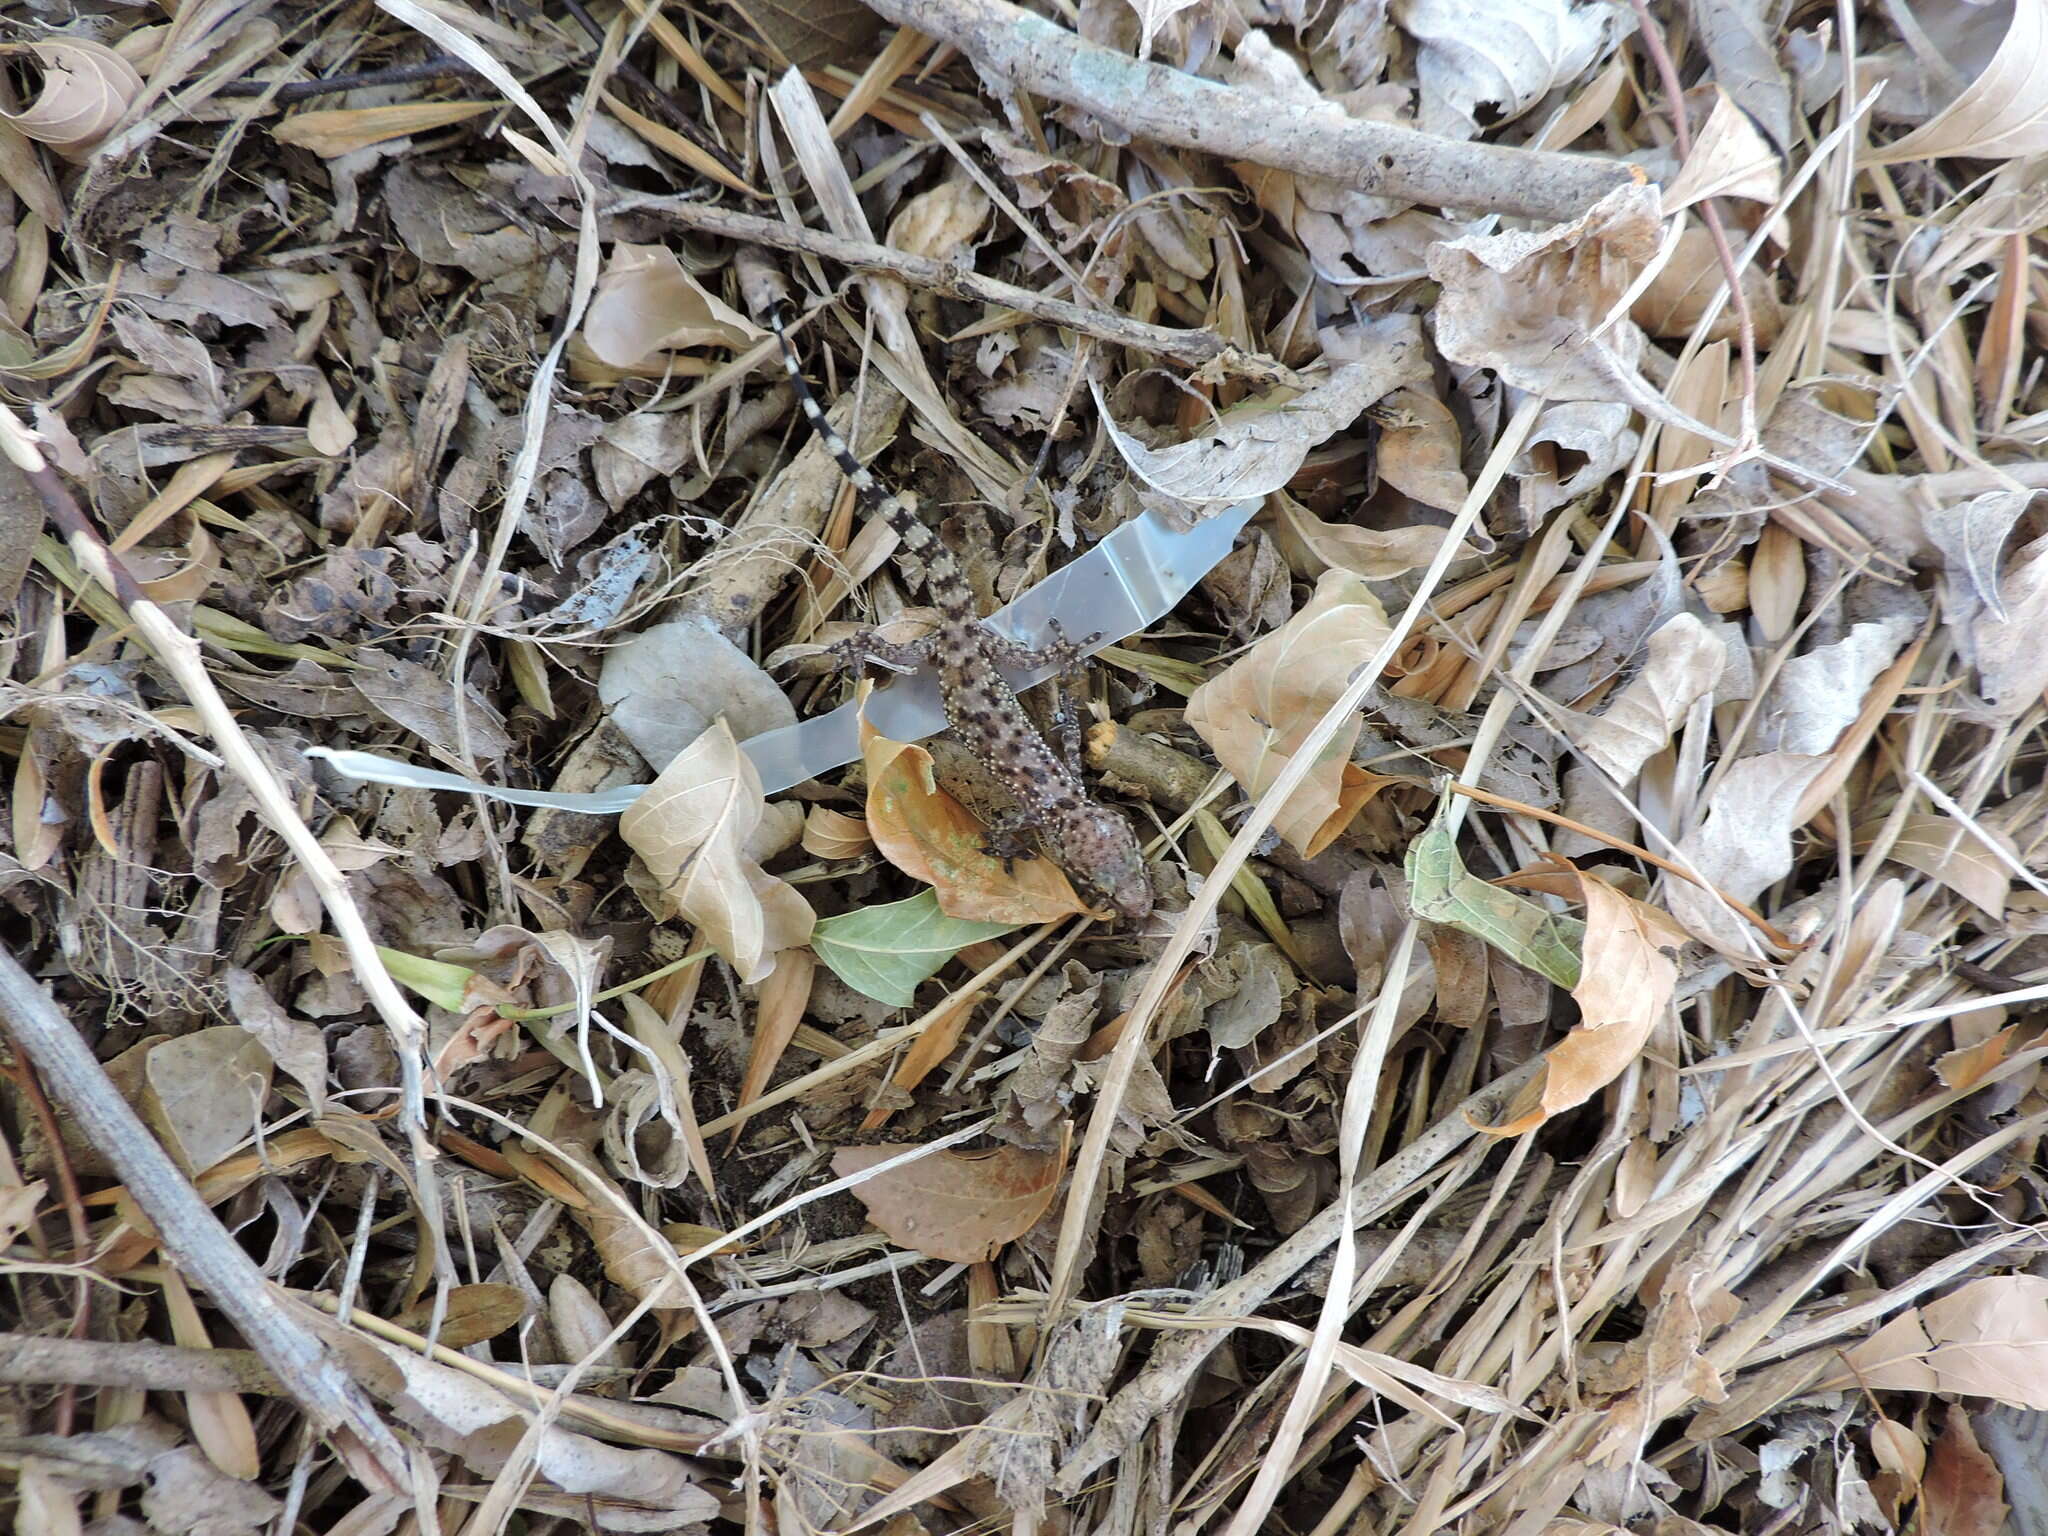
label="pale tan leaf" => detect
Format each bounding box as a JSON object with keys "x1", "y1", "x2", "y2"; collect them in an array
[
  {"x1": 884, "y1": 178, "x2": 990, "y2": 260},
  {"x1": 270, "y1": 101, "x2": 494, "y2": 157},
  {"x1": 1870, "y1": 1419, "x2": 1926, "y2": 1492},
  {"x1": 141, "y1": 1028, "x2": 274, "y2": 1176},
  {"x1": 619, "y1": 720, "x2": 816, "y2": 984},
  {"x1": 1393, "y1": 0, "x2": 1625, "y2": 137},
  {"x1": 1093, "y1": 324, "x2": 1419, "y2": 503},
  {"x1": 1826, "y1": 1276, "x2": 2048, "y2": 1408},
  {"x1": 1430, "y1": 181, "x2": 1665, "y2": 404},
  {"x1": 390, "y1": 1282, "x2": 530, "y2": 1349},
  {"x1": 1562, "y1": 613, "x2": 1727, "y2": 784},
  {"x1": 159, "y1": 1267, "x2": 260, "y2": 1480},
  {"x1": 1857, "y1": 812, "x2": 2014, "y2": 919},
  {"x1": 1185, "y1": 568, "x2": 1393, "y2": 855},
  {"x1": 222, "y1": 967, "x2": 327, "y2": 1113},
  {"x1": 1864, "y1": 0, "x2": 2048, "y2": 163},
  {"x1": 832, "y1": 1130, "x2": 1070, "y2": 1263},
  {"x1": 581, "y1": 243, "x2": 762, "y2": 369},
  {"x1": 1666, "y1": 752, "x2": 1829, "y2": 954},
  {"x1": 0, "y1": 41, "x2": 143, "y2": 159},
  {"x1": 1663, "y1": 89, "x2": 1783, "y2": 210}
]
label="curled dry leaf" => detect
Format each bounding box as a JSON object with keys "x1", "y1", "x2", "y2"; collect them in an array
[
  {"x1": 1268, "y1": 493, "x2": 1468, "y2": 581},
  {"x1": 618, "y1": 719, "x2": 815, "y2": 985},
  {"x1": 1483, "y1": 869, "x2": 1687, "y2": 1136},
  {"x1": 1404, "y1": 796, "x2": 1584, "y2": 989},
  {"x1": 1429, "y1": 181, "x2": 1666, "y2": 406},
  {"x1": 1863, "y1": 0, "x2": 2048, "y2": 163},
  {"x1": 1394, "y1": 0, "x2": 1631, "y2": 138},
  {"x1": 832, "y1": 1126, "x2": 1070, "y2": 1263},
  {"x1": 801, "y1": 804, "x2": 873, "y2": 860},
  {"x1": 0, "y1": 41, "x2": 144, "y2": 159},
  {"x1": 1825, "y1": 1275, "x2": 2048, "y2": 1409},
  {"x1": 862, "y1": 732, "x2": 1092, "y2": 923},
  {"x1": 1093, "y1": 323, "x2": 1418, "y2": 504},
  {"x1": 1562, "y1": 612, "x2": 1727, "y2": 784},
  {"x1": 582, "y1": 243, "x2": 762, "y2": 368},
  {"x1": 1662, "y1": 89, "x2": 1784, "y2": 211},
  {"x1": 1186, "y1": 569, "x2": 1395, "y2": 856}
]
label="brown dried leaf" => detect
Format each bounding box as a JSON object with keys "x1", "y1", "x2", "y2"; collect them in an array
[
  {"x1": 389, "y1": 1283, "x2": 529, "y2": 1349},
  {"x1": 140, "y1": 1028, "x2": 273, "y2": 1176},
  {"x1": 0, "y1": 41, "x2": 143, "y2": 159},
  {"x1": 582, "y1": 243, "x2": 760, "y2": 368},
  {"x1": 832, "y1": 1129, "x2": 1071, "y2": 1263},
  {"x1": 1826, "y1": 1275, "x2": 2048, "y2": 1407},
  {"x1": 1186, "y1": 568, "x2": 1393, "y2": 855},
  {"x1": 1373, "y1": 385, "x2": 1472, "y2": 512},
  {"x1": 1485, "y1": 870, "x2": 1686, "y2": 1136},
  {"x1": 619, "y1": 720, "x2": 816, "y2": 985},
  {"x1": 862, "y1": 732, "x2": 1093, "y2": 923},
  {"x1": 1923, "y1": 1406, "x2": 2008, "y2": 1536}
]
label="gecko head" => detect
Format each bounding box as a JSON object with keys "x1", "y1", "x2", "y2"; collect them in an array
[{"x1": 1055, "y1": 806, "x2": 1153, "y2": 924}]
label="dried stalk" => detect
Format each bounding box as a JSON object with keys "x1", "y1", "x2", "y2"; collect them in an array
[
  {"x1": 0, "y1": 948, "x2": 407, "y2": 1484},
  {"x1": 617, "y1": 195, "x2": 1307, "y2": 386},
  {"x1": 860, "y1": 0, "x2": 1644, "y2": 221}
]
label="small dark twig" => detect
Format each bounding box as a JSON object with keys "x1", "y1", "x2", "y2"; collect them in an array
[
  {"x1": 553, "y1": 0, "x2": 746, "y2": 180},
  {"x1": 215, "y1": 56, "x2": 485, "y2": 103}
]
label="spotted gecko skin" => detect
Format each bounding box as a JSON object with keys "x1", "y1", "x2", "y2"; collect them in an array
[{"x1": 771, "y1": 309, "x2": 1152, "y2": 922}]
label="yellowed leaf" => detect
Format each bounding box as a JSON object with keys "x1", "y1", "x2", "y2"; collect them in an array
[
  {"x1": 1185, "y1": 568, "x2": 1392, "y2": 855},
  {"x1": 862, "y1": 732, "x2": 1092, "y2": 923},
  {"x1": 1825, "y1": 1275, "x2": 2048, "y2": 1407},
  {"x1": 1485, "y1": 870, "x2": 1685, "y2": 1136},
  {"x1": 581, "y1": 243, "x2": 761, "y2": 369},
  {"x1": 832, "y1": 1128, "x2": 1070, "y2": 1263},
  {"x1": 619, "y1": 720, "x2": 815, "y2": 985},
  {"x1": 271, "y1": 101, "x2": 494, "y2": 157},
  {"x1": 0, "y1": 41, "x2": 142, "y2": 159}
]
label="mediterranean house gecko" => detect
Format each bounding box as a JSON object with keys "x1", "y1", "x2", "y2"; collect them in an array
[{"x1": 770, "y1": 308, "x2": 1153, "y2": 922}]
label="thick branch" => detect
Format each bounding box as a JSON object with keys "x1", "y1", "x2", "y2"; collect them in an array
[{"x1": 859, "y1": 0, "x2": 1645, "y2": 222}]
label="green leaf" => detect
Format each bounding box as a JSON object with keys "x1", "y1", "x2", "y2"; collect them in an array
[
  {"x1": 1404, "y1": 796, "x2": 1583, "y2": 989},
  {"x1": 812, "y1": 892, "x2": 1018, "y2": 1007},
  {"x1": 375, "y1": 945, "x2": 474, "y2": 1013}
]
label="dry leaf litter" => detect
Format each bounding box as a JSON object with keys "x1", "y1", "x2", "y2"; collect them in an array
[{"x1": 1, "y1": 0, "x2": 2046, "y2": 1533}]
